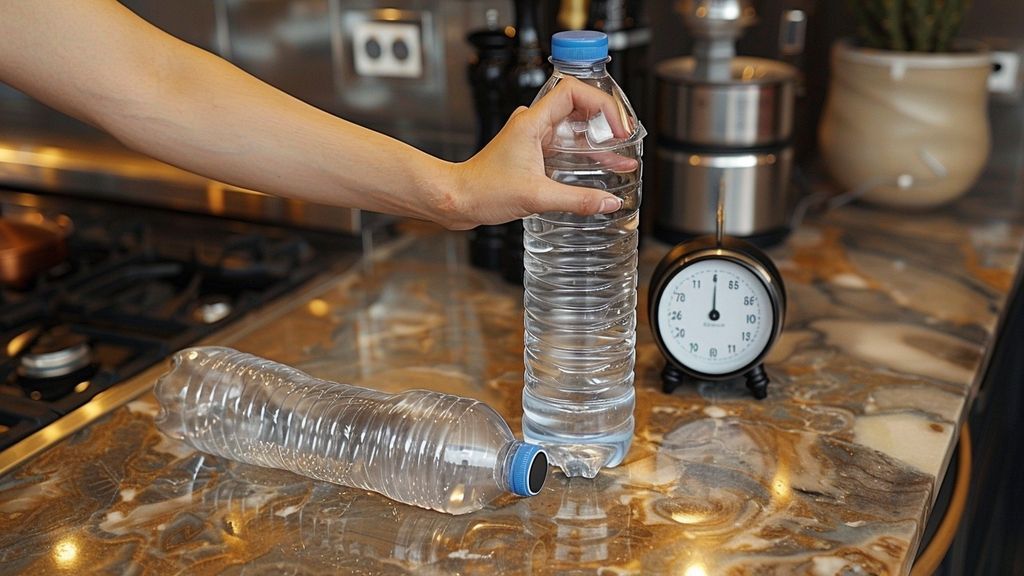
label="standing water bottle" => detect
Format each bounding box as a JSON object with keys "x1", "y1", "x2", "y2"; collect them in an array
[
  {"x1": 521, "y1": 31, "x2": 645, "y2": 478},
  {"x1": 154, "y1": 347, "x2": 547, "y2": 515}
]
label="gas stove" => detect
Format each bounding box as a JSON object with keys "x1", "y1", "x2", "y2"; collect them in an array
[{"x1": 0, "y1": 188, "x2": 361, "y2": 457}]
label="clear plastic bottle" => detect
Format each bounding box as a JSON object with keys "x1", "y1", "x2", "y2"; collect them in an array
[
  {"x1": 521, "y1": 31, "x2": 645, "y2": 478},
  {"x1": 154, "y1": 347, "x2": 547, "y2": 515}
]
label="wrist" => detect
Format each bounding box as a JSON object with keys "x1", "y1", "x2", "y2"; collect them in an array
[{"x1": 422, "y1": 156, "x2": 471, "y2": 230}]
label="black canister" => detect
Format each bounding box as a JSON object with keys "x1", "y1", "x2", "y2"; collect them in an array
[
  {"x1": 467, "y1": 29, "x2": 516, "y2": 152},
  {"x1": 500, "y1": 0, "x2": 550, "y2": 285},
  {"x1": 510, "y1": 0, "x2": 549, "y2": 108},
  {"x1": 466, "y1": 28, "x2": 516, "y2": 272}
]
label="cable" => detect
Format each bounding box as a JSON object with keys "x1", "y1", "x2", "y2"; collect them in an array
[
  {"x1": 789, "y1": 148, "x2": 950, "y2": 231},
  {"x1": 910, "y1": 423, "x2": 972, "y2": 576}
]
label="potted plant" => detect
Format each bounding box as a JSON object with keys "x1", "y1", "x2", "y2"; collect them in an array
[{"x1": 819, "y1": 1, "x2": 990, "y2": 208}]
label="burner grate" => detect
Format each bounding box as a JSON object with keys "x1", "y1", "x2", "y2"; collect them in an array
[{"x1": 0, "y1": 191, "x2": 359, "y2": 454}]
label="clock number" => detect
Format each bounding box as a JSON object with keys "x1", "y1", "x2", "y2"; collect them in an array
[
  {"x1": 742, "y1": 331, "x2": 752, "y2": 341},
  {"x1": 744, "y1": 296, "x2": 755, "y2": 306},
  {"x1": 728, "y1": 344, "x2": 736, "y2": 353},
  {"x1": 709, "y1": 347, "x2": 718, "y2": 358},
  {"x1": 673, "y1": 327, "x2": 686, "y2": 339},
  {"x1": 689, "y1": 342, "x2": 699, "y2": 353},
  {"x1": 746, "y1": 314, "x2": 757, "y2": 324},
  {"x1": 675, "y1": 292, "x2": 686, "y2": 303},
  {"x1": 728, "y1": 280, "x2": 739, "y2": 290},
  {"x1": 691, "y1": 279, "x2": 701, "y2": 289}
]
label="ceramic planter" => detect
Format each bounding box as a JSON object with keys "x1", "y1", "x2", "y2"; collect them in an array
[{"x1": 819, "y1": 40, "x2": 991, "y2": 209}]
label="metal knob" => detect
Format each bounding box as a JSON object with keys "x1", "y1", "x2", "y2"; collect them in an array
[
  {"x1": 677, "y1": 0, "x2": 756, "y2": 39},
  {"x1": 677, "y1": 0, "x2": 757, "y2": 81}
]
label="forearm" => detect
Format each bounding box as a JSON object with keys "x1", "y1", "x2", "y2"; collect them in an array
[
  {"x1": 104, "y1": 44, "x2": 455, "y2": 222},
  {"x1": 0, "y1": 0, "x2": 454, "y2": 222},
  {"x1": 1, "y1": 0, "x2": 628, "y2": 229}
]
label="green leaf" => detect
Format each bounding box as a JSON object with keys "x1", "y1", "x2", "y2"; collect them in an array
[
  {"x1": 847, "y1": 0, "x2": 887, "y2": 48},
  {"x1": 935, "y1": 0, "x2": 971, "y2": 52},
  {"x1": 882, "y1": 0, "x2": 907, "y2": 51},
  {"x1": 848, "y1": 0, "x2": 972, "y2": 52},
  {"x1": 905, "y1": 0, "x2": 936, "y2": 52}
]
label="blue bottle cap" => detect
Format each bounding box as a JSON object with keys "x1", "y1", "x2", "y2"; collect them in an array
[
  {"x1": 551, "y1": 30, "x2": 609, "y2": 63},
  {"x1": 510, "y1": 443, "x2": 547, "y2": 497}
]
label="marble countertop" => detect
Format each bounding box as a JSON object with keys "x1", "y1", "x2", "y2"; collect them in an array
[{"x1": 1, "y1": 178, "x2": 1022, "y2": 575}]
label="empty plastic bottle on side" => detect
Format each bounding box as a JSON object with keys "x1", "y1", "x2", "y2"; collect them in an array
[
  {"x1": 521, "y1": 31, "x2": 645, "y2": 478},
  {"x1": 154, "y1": 347, "x2": 547, "y2": 515}
]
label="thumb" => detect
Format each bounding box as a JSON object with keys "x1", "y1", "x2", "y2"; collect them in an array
[{"x1": 525, "y1": 177, "x2": 624, "y2": 216}]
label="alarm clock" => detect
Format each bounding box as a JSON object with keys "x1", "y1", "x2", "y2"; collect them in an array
[{"x1": 648, "y1": 227, "x2": 786, "y2": 399}]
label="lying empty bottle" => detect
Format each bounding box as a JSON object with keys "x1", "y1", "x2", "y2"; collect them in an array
[{"x1": 154, "y1": 347, "x2": 547, "y2": 515}]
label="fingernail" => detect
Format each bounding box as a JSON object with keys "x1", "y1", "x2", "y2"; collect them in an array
[{"x1": 599, "y1": 197, "x2": 623, "y2": 213}]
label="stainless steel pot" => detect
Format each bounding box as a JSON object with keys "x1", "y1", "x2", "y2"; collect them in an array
[
  {"x1": 653, "y1": 54, "x2": 797, "y2": 246},
  {"x1": 655, "y1": 56, "x2": 796, "y2": 147},
  {"x1": 654, "y1": 147, "x2": 794, "y2": 244}
]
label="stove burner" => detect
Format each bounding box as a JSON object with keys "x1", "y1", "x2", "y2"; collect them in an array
[
  {"x1": 5, "y1": 325, "x2": 100, "y2": 402},
  {"x1": 18, "y1": 327, "x2": 93, "y2": 379},
  {"x1": 5, "y1": 326, "x2": 41, "y2": 357},
  {"x1": 0, "y1": 189, "x2": 353, "y2": 453}
]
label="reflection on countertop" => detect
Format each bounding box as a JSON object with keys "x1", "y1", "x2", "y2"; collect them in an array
[{"x1": 0, "y1": 176, "x2": 1022, "y2": 574}]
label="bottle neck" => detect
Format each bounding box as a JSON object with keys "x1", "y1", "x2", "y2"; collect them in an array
[
  {"x1": 552, "y1": 57, "x2": 611, "y2": 79},
  {"x1": 498, "y1": 441, "x2": 520, "y2": 492}
]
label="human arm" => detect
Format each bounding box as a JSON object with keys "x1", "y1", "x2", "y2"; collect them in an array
[{"x1": 0, "y1": 0, "x2": 631, "y2": 229}]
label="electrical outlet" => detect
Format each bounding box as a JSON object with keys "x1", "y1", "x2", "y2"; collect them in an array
[
  {"x1": 989, "y1": 50, "x2": 1022, "y2": 96},
  {"x1": 351, "y1": 20, "x2": 423, "y2": 79}
]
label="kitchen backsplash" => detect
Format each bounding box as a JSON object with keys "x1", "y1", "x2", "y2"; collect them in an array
[
  {"x1": 129, "y1": 0, "x2": 513, "y2": 161},
  {"x1": 1, "y1": 0, "x2": 515, "y2": 163},
  {"x1": 2, "y1": 1, "x2": 1020, "y2": 184}
]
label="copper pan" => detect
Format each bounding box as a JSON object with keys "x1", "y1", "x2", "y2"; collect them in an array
[{"x1": 0, "y1": 213, "x2": 73, "y2": 288}]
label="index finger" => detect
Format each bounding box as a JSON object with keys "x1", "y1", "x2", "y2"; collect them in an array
[{"x1": 532, "y1": 76, "x2": 634, "y2": 140}]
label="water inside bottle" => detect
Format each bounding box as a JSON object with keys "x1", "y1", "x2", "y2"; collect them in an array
[{"x1": 522, "y1": 148, "x2": 640, "y2": 478}]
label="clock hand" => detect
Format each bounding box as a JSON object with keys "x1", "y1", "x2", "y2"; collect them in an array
[{"x1": 709, "y1": 274, "x2": 720, "y2": 321}]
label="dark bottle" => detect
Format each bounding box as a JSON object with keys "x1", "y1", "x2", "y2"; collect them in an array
[
  {"x1": 586, "y1": 0, "x2": 648, "y2": 119},
  {"x1": 466, "y1": 26, "x2": 517, "y2": 271},
  {"x1": 585, "y1": 0, "x2": 650, "y2": 247},
  {"x1": 510, "y1": 0, "x2": 550, "y2": 107},
  {"x1": 503, "y1": 0, "x2": 551, "y2": 285},
  {"x1": 467, "y1": 28, "x2": 516, "y2": 152}
]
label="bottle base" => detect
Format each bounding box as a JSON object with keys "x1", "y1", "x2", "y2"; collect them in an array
[{"x1": 522, "y1": 425, "x2": 633, "y2": 478}]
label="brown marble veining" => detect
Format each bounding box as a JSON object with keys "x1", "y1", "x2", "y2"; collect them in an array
[{"x1": 1, "y1": 177, "x2": 1022, "y2": 575}]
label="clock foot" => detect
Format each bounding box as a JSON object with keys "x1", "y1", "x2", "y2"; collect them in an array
[
  {"x1": 661, "y1": 364, "x2": 688, "y2": 394},
  {"x1": 745, "y1": 365, "x2": 769, "y2": 400}
]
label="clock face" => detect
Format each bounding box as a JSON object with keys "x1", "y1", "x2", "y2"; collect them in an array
[{"x1": 656, "y1": 258, "x2": 774, "y2": 376}]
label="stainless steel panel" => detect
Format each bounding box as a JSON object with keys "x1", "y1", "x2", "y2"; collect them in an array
[
  {"x1": 0, "y1": 115, "x2": 386, "y2": 233},
  {"x1": 1, "y1": 0, "x2": 522, "y2": 230},
  {"x1": 217, "y1": 0, "x2": 337, "y2": 110},
  {"x1": 327, "y1": 0, "x2": 510, "y2": 161},
  {"x1": 655, "y1": 56, "x2": 796, "y2": 147},
  {"x1": 121, "y1": 0, "x2": 221, "y2": 52},
  {"x1": 654, "y1": 146, "x2": 794, "y2": 237}
]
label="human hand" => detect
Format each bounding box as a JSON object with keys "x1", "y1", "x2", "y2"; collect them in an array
[{"x1": 440, "y1": 77, "x2": 638, "y2": 230}]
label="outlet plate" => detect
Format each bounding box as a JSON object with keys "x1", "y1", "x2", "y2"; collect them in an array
[
  {"x1": 351, "y1": 19, "x2": 423, "y2": 79},
  {"x1": 989, "y1": 50, "x2": 1022, "y2": 97}
]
